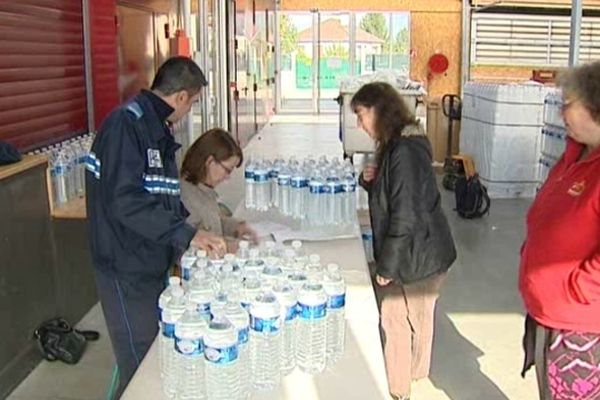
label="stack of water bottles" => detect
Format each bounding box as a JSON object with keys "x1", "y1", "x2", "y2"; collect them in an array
[
  {"x1": 158, "y1": 239, "x2": 347, "y2": 400},
  {"x1": 29, "y1": 134, "x2": 95, "y2": 206},
  {"x1": 244, "y1": 155, "x2": 358, "y2": 230}
]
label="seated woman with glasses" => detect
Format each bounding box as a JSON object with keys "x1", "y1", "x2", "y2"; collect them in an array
[{"x1": 180, "y1": 128, "x2": 257, "y2": 253}]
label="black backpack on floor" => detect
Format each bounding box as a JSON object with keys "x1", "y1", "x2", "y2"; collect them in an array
[{"x1": 454, "y1": 174, "x2": 491, "y2": 219}]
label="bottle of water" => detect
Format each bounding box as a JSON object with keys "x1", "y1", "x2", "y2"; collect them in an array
[
  {"x1": 281, "y1": 248, "x2": 296, "y2": 274},
  {"x1": 291, "y1": 240, "x2": 308, "y2": 267},
  {"x1": 54, "y1": 151, "x2": 69, "y2": 205},
  {"x1": 308, "y1": 171, "x2": 324, "y2": 228},
  {"x1": 296, "y1": 282, "x2": 328, "y2": 374},
  {"x1": 341, "y1": 170, "x2": 357, "y2": 225},
  {"x1": 305, "y1": 254, "x2": 324, "y2": 283},
  {"x1": 158, "y1": 277, "x2": 182, "y2": 324},
  {"x1": 261, "y1": 259, "x2": 284, "y2": 289},
  {"x1": 161, "y1": 287, "x2": 187, "y2": 399},
  {"x1": 188, "y1": 271, "x2": 214, "y2": 322},
  {"x1": 236, "y1": 240, "x2": 250, "y2": 267},
  {"x1": 224, "y1": 253, "x2": 243, "y2": 283},
  {"x1": 291, "y1": 168, "x2": 308, "y2": 220},
  {"x1": 278, "y1": 167, "x2": 292, "y2": 216},
  {"x1": 263, "y1": 241, "x2": 278, "y2": 258},
  {"x1": 323, "y1": 264, "x2": 346, "y2": 364},
  {"x1": 288, "y1": 271, "x2": 308, "y2": 295},
  {"x1": 254, "y1": 162, "x2": 270, "y2": 212},
  {"x1": 241, "y1": 273, "x2": 262, "y2": 311},
  {"x1": 175, "y1": 302, "x2": 208, "y2": 400},
  {"x1": 244, "y1": 159, "x2": 256, "y2": 210},
  {"x1": 249, "y1": 292, "x2": 282, "y2": 390},
  {"x1": 222, "y1": 297, "x2": 251, "y2": 399},
  {"x1": 243, "y1": 248, "x2": 264, "y2": 277},
  {"x1": 270, "y1": 158, "x2": 282, "y2": 208},
  {"x1": 219, "y1": 262, "x2": 242, "y2": 297},
  {"x1": 180, "y1": 252, "x2": 197, "y2": 287},
  {"x1": 323, "y1": 171, "x2": 338, "y2": 226},
  {"x1": 204, "y1": 317, "x2": 240, "y2": 400},
  {"x1": 272, "y1": 281, "x2": 298, "y2": 375}
]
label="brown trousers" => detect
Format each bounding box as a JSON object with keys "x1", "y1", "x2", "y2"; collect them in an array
[{"x1": 372, "y1": 269, "x2": 446, "y2": 398}]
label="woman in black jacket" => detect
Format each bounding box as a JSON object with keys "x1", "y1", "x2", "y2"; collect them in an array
[{"x1": 352, "y1": 82, "x2": 456, "y2": 400}]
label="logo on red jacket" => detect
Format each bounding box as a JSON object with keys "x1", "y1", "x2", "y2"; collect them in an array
[{"x1": 567, "y1": 181, "x2": 586, "y2": 197}]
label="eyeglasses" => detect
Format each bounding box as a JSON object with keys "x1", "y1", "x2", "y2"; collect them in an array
[
  {"x1": 561, "y1": 98, "x2": 579, "y2": 113},
  {"x1": 215, "y1": 159, "x2": 235, "y2": 175}
]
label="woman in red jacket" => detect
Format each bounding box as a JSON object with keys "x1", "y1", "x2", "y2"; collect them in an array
[{"x1": 520, "y1": 61, "x2": 600, "y2": 399}]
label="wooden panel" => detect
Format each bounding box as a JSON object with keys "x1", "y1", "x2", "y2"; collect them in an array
[
  {"x1": 281, "y1": 0, "x2": 461, "y2": 12},
  {"x1": 473, "y1": 0, "x2": 600, "y2": 9},
  {"x1": 0, "y1": 154, "x2": 47, "y2": 181},
  {"x1": 470, "y1": 65, "x2": 561, "y2": 83},
  {"x1": 411, "y1": 11, "x2": 462, "y2": 98}
]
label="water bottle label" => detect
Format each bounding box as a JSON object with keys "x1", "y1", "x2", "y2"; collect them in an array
[
  {"x1": 182, "y1": 267, "x2": 191, "y2": 281},
  {"x1": 205, "y1": 344, "x2": 238, "y2": 364},
  {"x1": 284, "y1": 305, "x2": 297, "y2": 321},
  {"x1": 245, "y1": 170, "x2": 254, "y2": 179},
  {"x1": 197, "y1": 302, "x2": 211, "y2": 315},
  {"x1": 333, "y1": 183, "x2": 343, "y2": 194},
  {"x1": 298, "y1": 303, "x2": 327, "y2": 320},
  {"x1": 161, "y1": 322, "x2": 175, "y2": 338},
  {"x1": 291, "y1": 178, "x2": 308, "y2": 188},
  {"x1": 250, "y1": 315, "x2": 280, "y2": 333},
  {"x1": 254, "y1": 172, "x2": 269, "y2": 183},
  {"x1": 269, "y1": 170, "x2": 279, "y2": 179},
  {"x1": 55, "y1": 166, "x2": 67, "y2": 175},
  {"x1": 241, "y1": 302, "x2": 250, "y2": 311},
  {"x1": 343, "y1": 183, "x2": 357, "y2": 193},
  {"x1": 157, "y1": 306, "x2": 163, "y2": 321},
  {"x1": 309, "y1": 183, "x2": 323, "y2": 194},
  {"x1": 328, "y1": 294, "x2": 346, "y2": 309},
  {"x1": 278, "y1": 176, "x2": 291, "y2": 186},
  {"x1": 322, "y1": 185, "x2": 332, "y2": 194},
  {"x1": 175, "y1": 337, "x2": 204, "y2": 356},
  {"x1": 238, "y1": 327, "x2": 250, "y2": 344}
]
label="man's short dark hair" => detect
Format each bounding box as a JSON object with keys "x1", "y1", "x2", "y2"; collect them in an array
[{"x1": 151, "y1": 56, "x2": 208, "y2": 96}]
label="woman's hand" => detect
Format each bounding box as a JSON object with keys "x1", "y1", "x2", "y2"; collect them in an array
[
  {"x1": 235, "y1": 222, "x2": 258, "y2": 243},
  {"x1": 376, "y1": 274, "x2": 393, "y2": 286},
  {"x1": 191, "y1": 230, "x2": 226, "y2": 259},
  {"x1": 362, "y1": 165, "x2": 378, "y2": 182}
]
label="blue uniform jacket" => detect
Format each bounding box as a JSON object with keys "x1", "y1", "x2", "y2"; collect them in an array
[{"x1": 85, "y1": 92, "x2": 195, "y2": 281}]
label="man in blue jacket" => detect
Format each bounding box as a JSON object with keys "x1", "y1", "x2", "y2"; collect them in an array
[{"x1": 86, "y1": 57, "x2": 226, "y2": 396}]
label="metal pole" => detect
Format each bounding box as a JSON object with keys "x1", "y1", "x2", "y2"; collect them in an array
[
  {"x1": 214, "y1": 0, "x2": 229, "y2": 129},
  {"x1": 461, "y1": 0, "x2": 471, "y2": 95},
  {"x1": 183, "y1": 0, "x2": 194, "y2": 146},
  {"x1": 388, "y1": 13, "x2": 393, "y2": 69},
  {"x1": 317, "y1": 11, "x2": 321, "y2": 114},
  {"x1": 312, "y1": 10, "x2": 319, "y2": 114},
  {"x1": 82, "y1": 0, "x2": 95, "y2": 133},
  {"x1": 197, "y1": 0, "x2": 210, "y2": 132},
  {"x1": 349, "y1": 12, "x2": 356, "y2": 76},
  {"x1": 568, "y1": 0, "x2": 583, "y2": 67},
  {"x1": 274, "y1": 3, "x2": 282, "y2": 113}
]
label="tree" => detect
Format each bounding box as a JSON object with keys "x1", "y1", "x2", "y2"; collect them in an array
[
  {"x1": 280, "y1": 14, "x2": 299, "y2": 55},
  {"x1": 359, "y1": 13, "x2": 389, "y2": 42},
  {"x1": 392, "y1": 28, "x2": 409, "y2": 54},
  {"x1": 322, "y1": 44, "x2": 349, "y2": 59}
]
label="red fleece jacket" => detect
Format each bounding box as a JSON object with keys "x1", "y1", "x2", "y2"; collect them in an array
[{"x1": 520, "y1": 138, "x2": 600, "y2": 333}]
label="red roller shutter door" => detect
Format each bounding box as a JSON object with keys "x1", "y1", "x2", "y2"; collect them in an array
[{"x1": 0, "y1": 1, "x2": 87, "y2": 151}]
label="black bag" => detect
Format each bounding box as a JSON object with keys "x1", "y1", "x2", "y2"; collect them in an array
[
  {"x1": 454, "y1": 174, "x2": 491, "y2": 219},
  {"x1": 0, "y1": 141, "x2": 21, "y2": 165},
  {"x1": 33, "y1": 317, "x2": 99, "y2": 364}
]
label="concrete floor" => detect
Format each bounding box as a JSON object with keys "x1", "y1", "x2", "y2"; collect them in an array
[{"x1": 7, "y1": 115, "x2": 538, "y2": 400}]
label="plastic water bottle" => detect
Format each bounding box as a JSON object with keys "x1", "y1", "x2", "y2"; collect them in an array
[
  {"x1": 222, "y1": 298, "x2": 251, "y2": 399},
  {"x1": 175, "y1": 302, "x2": 208, "y2": 400},
  {"x1": 288, "y1": 271, "x2": 308, "y2": 294},
  {"x1": 188, "y1": 271, "x2": 214, "y2": 322},
  {"x1": 54, "y1": 151, "x2": 69, "y2": 205},
  {"x1": 291, "y1": 168, "x2": 308, "y2": 220},
  {"x1": 323, "y1": 264, "x2": 346, "y2": 364},
  {"x1": 219, "y1": 262, "x2": 242, "y2": 297},
  {"x1": 308, "y1": 171, "x2": 324, "y2": 228},
  {"x1": 244, "y1": 248, "x2": 264, "y2": 277},
  {"x1": 263, "y1": 241, "x2": 278, "y2": 258},
  {"x1": 204, "y1": 317, "x2": 240, "y2": 400},
  {"x1": 324, "y1": 172, "x2": 339, "y2": 226},
  {"x1": 270, "y1": 158, "x2": 282, "y2": 208},
  {"x1": 278, "y1": 167, "x2": 292, "y2": 216},
  {"x1": 306, "y1": 254, "x2": 324, "y2": 283},
  {"x1": 180, "y1": 253, "x2": 197, "y2": 287},
  {"x1": 244, "y1": 159, "x2": 256, "y2": 210},
  {"x1": 281, "y1": 248, "x2": 296, "y2": 274},
  {"x1": 237, "y1": 240, "x2": 250, "y2": 267},
  {"x1": 261, "y1": 259, "x2": 284, "y2": 289},
  {"x1": 296, "y1": 282, "x2": 328, "y2": 374},
  {"x1": 158, "y1": 277, "x2": 182, "y2": 324},
  {"x1": 254, "y1": 162, "x2": 270, "y2": 212},
  {"x1": 272, "y1": 281, "x2": 298, "y2": 375},
  {"x1": 241, "y1": 273, "x2": 262, "y2": 311},
  {"x1": 249, "y1": 292, "x2": 282, "y2": 390},
  {"x1": 161, "y1": 287, "x2": 187, "y2": 399},
  {"x1": 341, "y1": 171, "x2": 357, "y2": 225},
  {"x1": 291, "y1": 240, "x2": 308, "y2": 267}
]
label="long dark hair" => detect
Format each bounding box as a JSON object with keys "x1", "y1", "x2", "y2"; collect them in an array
[
  {"x1": 350, "y1": 82, "x2": 417, "y2": 162},
  {"x1": 181, "y1": 128, "x2": 243, "y2": 185}
]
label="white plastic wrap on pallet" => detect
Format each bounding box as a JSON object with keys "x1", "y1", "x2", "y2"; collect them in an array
[{"x1": 459, "y1": 81, "x2": 552, "y2": 198}]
